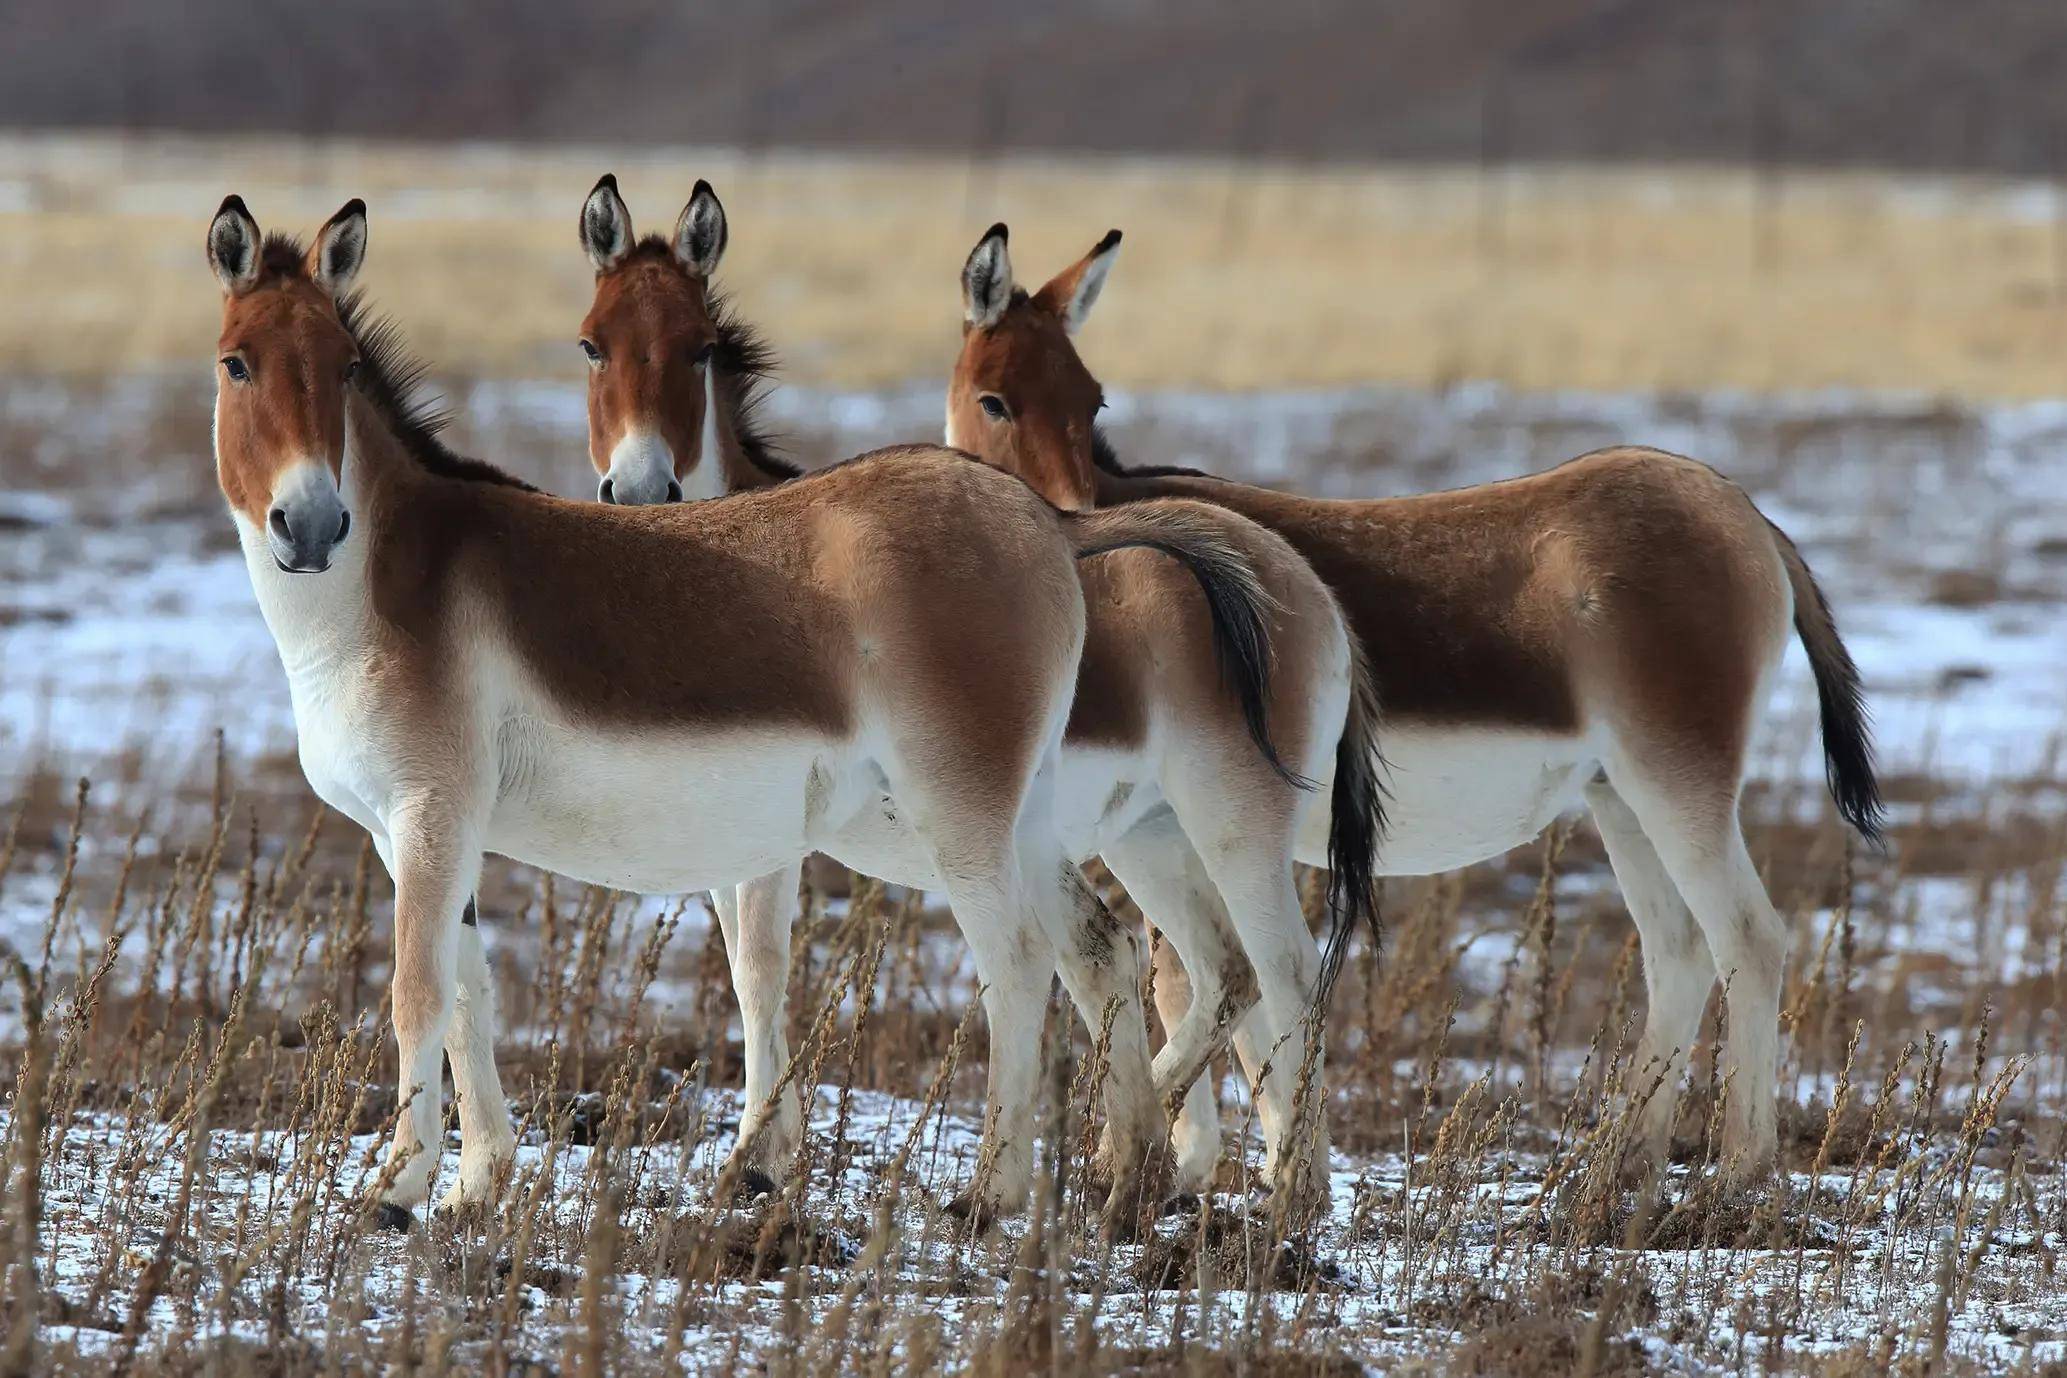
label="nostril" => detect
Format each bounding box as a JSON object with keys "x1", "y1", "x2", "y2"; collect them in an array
[
  {"x1": 335, "y1": 510, "x2": 351, "y2": 543},
  {"x1": 665, "y1": 479, "x2": 684, "y2": 503},
  {"x1": 268, "y1": 507, "x2": 292, "y2": 542},
  {"x1": 599, "y1": 477, "x2": 616, "y2": 504}
]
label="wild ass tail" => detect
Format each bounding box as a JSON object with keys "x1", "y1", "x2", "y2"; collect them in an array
[
  {"x1": 1317, "y1": 642, "x2": 1385, "y2": 1006},
  {"x1": 1062, "y1": 500, "x2": 1303, "y2": 786},
  {"x1": 1767, "y1": 518, "x2": 1886, "y2": 846}
]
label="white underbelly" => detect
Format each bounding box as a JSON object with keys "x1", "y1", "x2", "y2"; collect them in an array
[
  {"x1": 813, "y1": 745, "x2": 1160, "y2": 888},
  {"x1": 488, "y1": 717, "x2": 828, "y2": 895},
  {"x1": 1299, "y1": 726, "x2": 1599, "y2": 876}
]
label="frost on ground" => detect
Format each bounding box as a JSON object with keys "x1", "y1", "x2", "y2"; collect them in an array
[{"x1": 6, "y1": 377, "x2": 2067, "y2": 1372}]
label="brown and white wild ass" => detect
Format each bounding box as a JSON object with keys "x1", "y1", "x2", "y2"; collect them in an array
[
  {"x1": 202, "y1": 196, "x2": 1272, "y2": 1228},
  {"x1": 947, "y1": 225, "x2": 1886, "y2": 1184},
  {"x1": 571, "y1": 177, "x2": 1385, "y2": 1202}
]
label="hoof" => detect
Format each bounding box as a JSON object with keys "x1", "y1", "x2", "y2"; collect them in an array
[
  {"x1": 735, "y1": 1167, "x2": 779, "y2": 1203},
  {"x1": 1100, "y1": 1189, "x2": 1153, "y2": 1244},
  {"x1": 942, "y1": 1191, "x2": 1003, "y2": 1235},
  {"x1": 373, "y1": 1201, "x2": 415, "y2": 1233},
  {"x1": 433, "y1": 1195, "x2": 494, "y2": 1227},
  {"x1": 1161, "y1": 1191, "x2": 1203, "y2": 1219}
]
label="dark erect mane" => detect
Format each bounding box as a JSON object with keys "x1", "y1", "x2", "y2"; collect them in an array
[
  {"x1": 1089, "y1": 425, "x2": 1214, "y2": 482},
  {"x1": 257, "y1": 231, "x2": 536, "y2": 492},
  {"x1": 708, "y1": 288, "x2": 798, "y2": 481},
  {"x1": 624, "y1": 236, "x2": 798, "y2": 482},
  {"x1": 337, "y1": 294, "x2": 537, "y2": 490}
]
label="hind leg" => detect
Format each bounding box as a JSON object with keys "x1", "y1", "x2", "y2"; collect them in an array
[
  {"x1": 1606, "y1": 764, "x2": 1787, "y2": 1183},
  {"x1": 1159, "y1": 758, "x2": 1329, "y2": 1202},
  {"x1": 1015, "y1": 772, "x2": 1164, "y2": 1216},
  {"x1": 1190, "y1": 841, "x2": 1329, "y2": 1202},
  {"x1": 1585, "y1": 778, "x2": 1716, "y2": 1164},
  {"x1": 934, "y1": 863, "x2": 1055, "y2": 1217},
  {"x1": 1104, "y1": 811, "x2": 1254, "y2": 1193},
  {"x1": 1151, "y1": 937, "x2": 1225, "y2": 1194}
]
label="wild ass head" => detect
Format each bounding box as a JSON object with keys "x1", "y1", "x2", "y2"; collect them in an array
[
  {"x1": 576, "y1": 174, "x2": 733, "y2": 505},
  {"x1": 946, "y1": 223, "x2": 1121, "y2": 511},
  {"x1": 207, "y1": 196, "x2": 368, "y2": 573}
]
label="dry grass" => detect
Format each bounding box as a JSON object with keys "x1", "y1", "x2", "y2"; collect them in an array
[
  {"x1": 6, "y1": 132, "x2": 2067, "y2": 396},
  {"x1": 2, "y1": 743, "x2": 2063, "y2": 1374}
]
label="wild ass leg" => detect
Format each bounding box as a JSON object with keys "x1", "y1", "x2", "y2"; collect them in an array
[
  {"x1": 368, "y1": 836, "x2": 512, "y2": 1216},
  {"x1": 1584, "y1": 778, "x2": 1716, "y2": 1167},
  {"x1": 937, "y1": 863, "x2": 1055, "y2": 1221},
  {"x1": 375, "y1": 807, "x2": 481, "y2": 1223},
  {"x1": 1149, "y1": 937, "x2": 1225, "y2": 1194},
  {"x1": 1103, "y1": 811, "x2": 1256, "y2": 1193},
  {"x1": 1178, "y1": 833, "x2": 1329, "y2": 1208},
  {"x1": 439, "y1": 900, "x2": 517, "y2": 1209},
  {"x1": 1016, "y1": 770, "x2": 1165, "y2": 1228},
  {"x1": 714, "y1": 864, "x2": 805, "y2": 1193},
  {"x1": 1607, "y1": 760, "x2": 1787, "y2": 1185}
]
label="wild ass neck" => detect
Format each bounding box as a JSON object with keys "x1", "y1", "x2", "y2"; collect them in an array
[{"x1": 703, "y1": 358, "x2": 796, "y2": 494}]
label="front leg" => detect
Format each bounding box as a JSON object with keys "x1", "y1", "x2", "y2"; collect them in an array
[
  {"x1": 376, "y1": 804, "x2": 482, "y2": 1223},
  {"x1": 717, "y1": 862, "x2": 804, "y2": 1191},
  {"x1": 439, "y1": 898, "x2": 517, "y2": 1210}
]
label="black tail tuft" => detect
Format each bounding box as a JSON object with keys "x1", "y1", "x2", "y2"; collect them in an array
[
  {"x1": 1317, "y1": 653, "x2": 1385, "y2": 1005},
  {"x1": 1769, "y1": 520, "x2": 1886, "y2": 848}
]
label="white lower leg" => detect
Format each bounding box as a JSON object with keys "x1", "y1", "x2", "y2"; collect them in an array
[
  {"x1": 380, "y1": 816, "x2": 474, "y2": 1213},
  {"x1": 951, "y1": 885, "x2": 1052, "y2": 1213},
  {"x1": 1612, "y1": 774, "x2": 1788, "y2": 1180},
  {"x1": 724, "y1": 864, "x2": 804, "y2": 1176},
  {"x1": 1037, "y1": 862, "x2": 1162, "y2": 1180},
  {"x1": 1148, "y1": 934, "x2": 1223, "y2": 1191},
  {"x1": 440, "y1": 914, "x2": 516, "y2": 1208},
  {"x1": 1187, "y1": 845, "x2": 1328, "y2": 1196},
  {"x1": 1585, "y1": 780, "x2": 1716, "y2": 1157}
]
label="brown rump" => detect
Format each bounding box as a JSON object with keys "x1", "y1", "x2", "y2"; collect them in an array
[{"x1": 1091, "y1": 446, "x2": 1789, "y2": 740}]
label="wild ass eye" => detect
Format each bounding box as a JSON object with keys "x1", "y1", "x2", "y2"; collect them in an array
[
  {"x1": 221, "y1": 357, "x2": 250, "y2": 384},
  {"x1": 694, "y1": 342, "x2": 716, "y2": 367},
  {"x1": 344, "y1": 359, "x2": 362, "y2": 384},
  {"x1": 978, "y1": 394, "x2": 1010, "y2": 421},
  {"x1": 579, "y1": 339, "x2": 601, "y2": 365}
]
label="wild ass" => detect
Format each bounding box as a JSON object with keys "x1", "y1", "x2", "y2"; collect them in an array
[
  {"x1": 947, "y1": 226, "x2": 1886, "y2": 1185},
  {"x1": 571, "y1": 177, "x2": 1384, "y2": 1202},
  {"x1": 202, "y1": 196, "x2": 1271, "y2": 1228}
]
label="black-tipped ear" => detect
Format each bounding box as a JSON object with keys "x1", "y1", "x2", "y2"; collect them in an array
[
  {"x1": 962, "y1": 223, "x2": 1012, "y2": 329},
  {"x1": 674, "y1": 180, "x2": 727, "y2": 277},
  {"x1": 581, "y1": 174, "x2": 634, "y2": 272},
  {"x1": 1038, "y1": 228, "x2": 1121, "y2": 334},
  {"x1": 207, "y1": 194, "x2": 262, "y2": 294},
  {"x1": 309, "y1": 198, "x2": 368, "y2": 295}
]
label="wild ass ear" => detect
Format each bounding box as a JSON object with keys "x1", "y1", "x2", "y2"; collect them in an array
[
  {"x1": 207, "y1": 194, "x2": 262, "y2": 294},
  {"x1": 309, "y1": 199, "x2": 368, "y2": 296},
  {"x1": 674, "y1": 180, "x2": 728, "y2": 277},
  {"x1": 581, "y1": 173, "x2": 635, "y2": 272},
  {"x1": 962, "y1": 223, "x2": 1013, "y2": 329},
  {"x1": 1034, "y1": 228, "x2": 1121, "y2": 334}
]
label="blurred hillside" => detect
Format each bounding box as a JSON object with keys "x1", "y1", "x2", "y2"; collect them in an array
[{"x1": 3, "y1": 0, "x2": 2066, "y2": 176}]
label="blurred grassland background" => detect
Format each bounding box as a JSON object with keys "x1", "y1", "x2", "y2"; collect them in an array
[{"x1": 7, "y1": 133, "x2": 2067, "y2": 396}]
